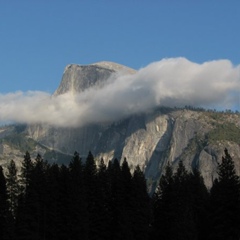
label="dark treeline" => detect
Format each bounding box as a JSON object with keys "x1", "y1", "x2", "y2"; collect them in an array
[
  {"x1": 0, "y1": 149, "x2": 240, "y2": 240},
  {"x1": 0, "y1": 151, "x2": 150, "y2": 240}
]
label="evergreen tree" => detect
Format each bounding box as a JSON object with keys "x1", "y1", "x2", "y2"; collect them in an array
[
  {"x1": 84, "y1": 151, "x2": 97, "y2": 197},
  {"x1": 172, "y1": 161, "x2": 197, "y2": 239},
  {"x1": 0, "y1": 165, "x2": 11, "y2": 239},
  {"x1": 6, "y1": 160, "x2": 19, "y2": 219},
  {"x1": 57, "y1": 164, "x2": 71, "y2": 240},
  {"x1": 159, "y1": 162, "x2": 174, "y2": 198},
  {"x1": 121, "y1": 158, "x2": 132, "y2": 201},
  {"x1": 84, "y1": 151, "x2": 97, "y2": 182},
  {"x1": 19, "y1": 151, "x2": 33, "y2": 195},
  {"x1": 174, "y1": 160, "x2": 188, "y2": 184},
  {"x1": 84, "y1": 151, "x2": 105, "y2": 240},
  {"x1": 186, "y1": 169, "x2": 209, "y2": 240},
  {"x1": 5, "y1": 159, "x2": 20, "y2": 239},
  {"x1": 152, "y1": 162, "x2": 176, "y2": 240},
  {"x1": 108, "y1": 158, "x2": 126, "y2": 240},
  {"x1": 15, "y1": 152, "x2": 36, "y2": 240},
  {"x1": 120, "y1": 158, "x2": 134, "y2": 240},
  {"x1": 28, "y1": 154, "x2": 48, "y2": 239},
  {"x1": 44, "y1": 162, "x2": 60, "y2": 240},
  {"x1": 84, "y1": 151, "x2": 97, "y2": 208},
  {"x1": 131, "y1": 165, "x2": 150, "y2": 240},
  {"x1": 5, "y1": 148, "x2": 237, "y2": 239},
  {"x1": 92, "y1": 158, "x2": 111, "y2": 240},
  {"x1": 209, "y1": 149, "x2": 240, "y2": 240},
  {"x1": 68, "y1": 151, "x2": 88, "y2": 240},
  {"x1": 152, "y1": 161, "x2": 207, "y2": 240}
]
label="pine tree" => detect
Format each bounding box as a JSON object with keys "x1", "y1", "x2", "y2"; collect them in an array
[
  {"x1": 6, "y1": 160, "x2": 20, "y2": 219},
  {"x1": 120, "y1": 158, "x2": 134, "y2": 240},
  {"x1": 84, "y1": 151, "x2": 97, "y2": 204},
  {"x1": 98, "y1": 158, "x2": 111, "y2": 235},
  {"x1": 108, "y1": 158, "x2": 126, "y2": 240},
  {"x1": 93, "y1": 158, "x2": 111, "y2": 240},
  {"x1": 0, "y1": 165, "x2": 10, "y2": 239},
  {"x1": 15, "y1": 151, "x2": 35, "y2": 240},
  {"x1": 209, "y1": 149, "x2": 240, "y2": 240},
  {"x1": 29, "y1": 154, "x2": 48, "y2": 239},
  {"x1": 152, "y1": 161, "x2": 206, "y2": 240},
  {"x1": 187, "y1": 169, "x2": 209, "y2": 240},
  {"x1": 173, "y1": 161, "x2": 197, "y2": 239},
  {"x1": 19, "y1": 151, "x2": 33, "y2": 195},
  {"x1": 159, "y1": 162, "x2": 174, "y2": 198},
  {"x1": 5, "y1": 159, "x2": 20, "y2": 239},
  {"x1": 131, "y1": 165, "x2": 150, "y2": 240},
  {"x1": 44, "y1": 162, "x2": 60, "y2": 240},
  {"x1": 57, "y1": 164, "x2": 71, "y2": 240},
  {"x1": 152, "y1": 162, "x2": 176, "y2": 240},
  {"x1": 84, "y1": 151, "x2": 105, "y2": 240},
  {"x1": 68, "y1": 151, "x2": 88, "y2": 240}
]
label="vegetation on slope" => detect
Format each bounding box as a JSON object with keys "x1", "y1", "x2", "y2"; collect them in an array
[
  {"x1": 0, "y1": 134, "x2": 37, "y2": 152},
  {"x1": 207, "y1": 123, "x2": 240, "y2": 144}
]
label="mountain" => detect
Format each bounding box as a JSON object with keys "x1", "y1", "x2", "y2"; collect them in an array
[
  {"x1": 0, "y1": 61, "x2": 239, "y2": 192},
  {"x1": 54, "y1": 61, "x2": 136, "y2": 95}
]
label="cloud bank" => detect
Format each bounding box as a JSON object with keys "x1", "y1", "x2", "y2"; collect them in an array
[{"x1": 0, "y1": 58, "x2": 239, "y2": 127}]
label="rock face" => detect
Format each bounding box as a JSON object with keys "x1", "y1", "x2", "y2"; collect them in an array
[
  {"x1": 0, "y1": 61, "x2": 239, "y2": 192},
  {"x1": 54, "y1": 61, "x2": 136, "y2": 95}
]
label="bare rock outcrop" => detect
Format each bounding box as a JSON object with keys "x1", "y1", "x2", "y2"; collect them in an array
[{"x1": 0, "y1": 61, "x2": 239, "y2": 193}]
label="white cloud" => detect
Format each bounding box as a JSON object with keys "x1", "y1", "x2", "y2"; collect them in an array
[{"x1": 0, "y1": 58, "x2": 239, "y2": 127}]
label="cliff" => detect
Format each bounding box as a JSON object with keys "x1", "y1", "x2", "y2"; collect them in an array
[{"x1": 0, "y1": 61, "x2": 239, "y2": 192}]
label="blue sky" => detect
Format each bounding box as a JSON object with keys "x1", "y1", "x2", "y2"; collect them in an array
[
  {"x1": 1, "y1": 1, "x2": 239, "y2": 94},
  {"x1": 0, "y1": 1, "x2": 239, "y2": 127}
]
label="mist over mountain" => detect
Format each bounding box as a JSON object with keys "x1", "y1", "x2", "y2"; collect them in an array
[
  {"x1": 0, "y1": 58, "x2": 239, "y2": 127},
  {"x1": 0, "y1": 58, "x2": 240, "y2": 193}
]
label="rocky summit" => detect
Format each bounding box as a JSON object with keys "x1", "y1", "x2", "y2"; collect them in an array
[
  {"x1": 53, "y1": 61, "x2": 136, "y2": 95},
  {"x1": 0, "y1": 61, "x2": 239, "y2": 192}
]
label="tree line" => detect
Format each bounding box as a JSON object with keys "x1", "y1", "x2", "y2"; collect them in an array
[{"x1": 0, "y1": 149, "x2": 239, "y2": 240}]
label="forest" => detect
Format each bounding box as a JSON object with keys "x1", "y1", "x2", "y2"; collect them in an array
[{"x1": 0, "y1": 149, "x2": 239, "y2": 240}]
